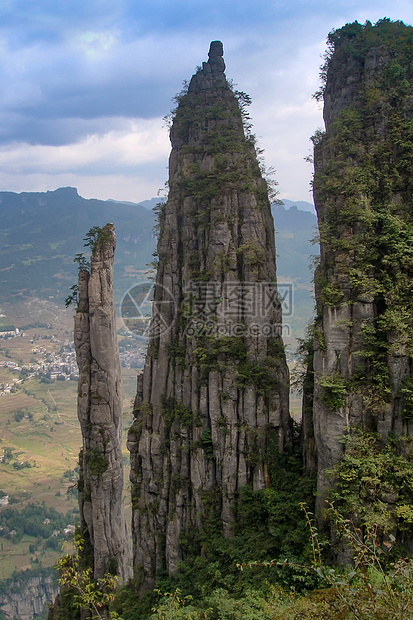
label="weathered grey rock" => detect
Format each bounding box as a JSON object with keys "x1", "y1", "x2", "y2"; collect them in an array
[
  {"x1": 128, "y1": 41, "x2": 291, "y2": 585},
  {"x1": 208, "y1": 40, "x2": 225, "y2": 74},
  {"x1": 75, "y1": 224, "x2": 132, "y2": 583},
  {"x1": 0, "y1": 570, "x2": 58, "y2": 620},
  {"x1": 304, "y1": 21, "x2": 413, "y2": 518}
]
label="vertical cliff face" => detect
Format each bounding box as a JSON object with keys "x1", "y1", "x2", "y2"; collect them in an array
[
  {"x1": 307, "y1": 20, "x2": 413, "y2": 507},
  {"x1": 75, "y1": 224, "x2": 131, "y2": 583},
  {"x1": 0, "y1": 569, "x2": 58, "y2": 620},
  {"x1": 128, "y1": 41, "x2": 291, "y2": 582}
]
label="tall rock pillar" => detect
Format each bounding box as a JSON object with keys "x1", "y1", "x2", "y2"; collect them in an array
[
  {"x1": 305, "y1": 20, "x2": 413, "y2": 511},
  {"x1": 128, "y1": 41, "x2": 291, "y2": 583},
  {"x1": 75, "y1": 224, "x2": 132, "y2": 583}
]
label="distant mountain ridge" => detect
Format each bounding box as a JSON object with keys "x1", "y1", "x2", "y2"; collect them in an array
[
  {"x1": 0, "y1": 187, "x2": 318, "y2": 339},
  {"x1": 131, "y1": 197, "x2": 167, "y2": 210},
  {"x1": 280, "y1": 198, "x2": 315, "y2": 213},
  {"x1": 135, "y1": 197, "x2": 316, "y2": 213},
  {"x1": 0, "y1": 187, "x2": 155, "y2": 303}
]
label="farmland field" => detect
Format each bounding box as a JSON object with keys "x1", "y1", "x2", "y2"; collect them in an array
[{"x1": 0, "y1": 309, "x2": 139, "y2": 580}]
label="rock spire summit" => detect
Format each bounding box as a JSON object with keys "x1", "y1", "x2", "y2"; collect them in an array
[
  {"x1": 187, "y1": 40, "x2": 226, "y2": 92},
  {"x1": 128, "y1": 43, "x2": 291, "y2": 586},
  {"x1": 207, "y1": 40, "x2": 225, "y2": 74}
]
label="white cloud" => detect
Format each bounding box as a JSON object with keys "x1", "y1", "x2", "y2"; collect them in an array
[
  {"x1": 1, "y1": 1, "x2": 413, "y2": 205},
  {"x1": 75, "y1": 30, "x2": 117, "y2": 57},
  {"x1": 0, "y1": 118, "x2": 170, "y2": 201},
  {"x1": 233, "y1": 36, "x2": 325, "y2": 203},
  {"x1": 0, "y1": 118, "x2": 169, "y2": 171}
]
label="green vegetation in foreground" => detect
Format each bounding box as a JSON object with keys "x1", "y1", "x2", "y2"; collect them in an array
[
  {"x1": 105, "y1": 429, "x2": 319, "y2": 619},
  {"x1": 52, "y1": 429, "x2": 413, "y2": 619}
]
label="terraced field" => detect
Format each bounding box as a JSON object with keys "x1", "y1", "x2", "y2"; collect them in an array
[{"x1": 0, "y1": 314, "x2": 137, "y2": 580}]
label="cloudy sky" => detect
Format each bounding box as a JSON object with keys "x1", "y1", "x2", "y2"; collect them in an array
[{"x1": 1, "y1": 0, "x2": 412, "y2": 204}]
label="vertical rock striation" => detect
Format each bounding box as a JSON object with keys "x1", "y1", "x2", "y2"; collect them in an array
[
  {"x1": 75, "y1": 223, "x2": 131, "y2": 583},
  {"x1": 128, "y1": 41, "x2": 291, "y2": 583},
  {"x1": 305, "y1": 20, "x2": 413, "y2": 511},
  {"x1": 0, "y1": 569, "x2": 59, "y2": 620}
]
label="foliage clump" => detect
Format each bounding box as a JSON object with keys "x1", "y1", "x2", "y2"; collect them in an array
[
  {"x1": 65, "y1": 225, "x2": 107, "y2": 307},
  {"x1": 319, "y1": 375, "x2": 348, "y2": 409},
  {"x1": 329, "y1": 429, "x2": 413, "y2": 537},
  {"x1": 86, "y1": 448, "x2": 109, "y2": 476},
  {"x1": 315, "y1": 18, "x2": 413, "y2": 100},
  {"x1": 56, "y1": 535, "x2": 121, "y2": 620}
]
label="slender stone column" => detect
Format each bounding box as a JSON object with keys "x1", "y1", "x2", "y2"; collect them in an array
[{"x1": 75, "y1": 223, "x2": 132, "y2": 583}]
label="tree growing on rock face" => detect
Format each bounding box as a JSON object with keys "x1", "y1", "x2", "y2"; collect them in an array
[
  {"x1": 127, "y1": 40, "x2": 291, "y2": 587},
  {"x1": 304, "y1": 19, "x2": 413, "y2": 529}
]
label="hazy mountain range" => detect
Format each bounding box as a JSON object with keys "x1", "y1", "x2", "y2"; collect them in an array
[{"x1": 0, "y1": 187, "x2": 317, "y2": 339}]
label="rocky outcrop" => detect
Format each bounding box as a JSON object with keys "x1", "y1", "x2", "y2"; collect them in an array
[
  {"x1": 305, "y1": 20, "x2": 413, "y2": 511},
  {"x1": 0, "y1": 568, "x2": 58, "y2": 620},
  {"x1": 75, "y1": 224, "x2": 131, "y2": 583},
  {"x1": 128, "y1": 41, "x2": 291, "y2": 584}
]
